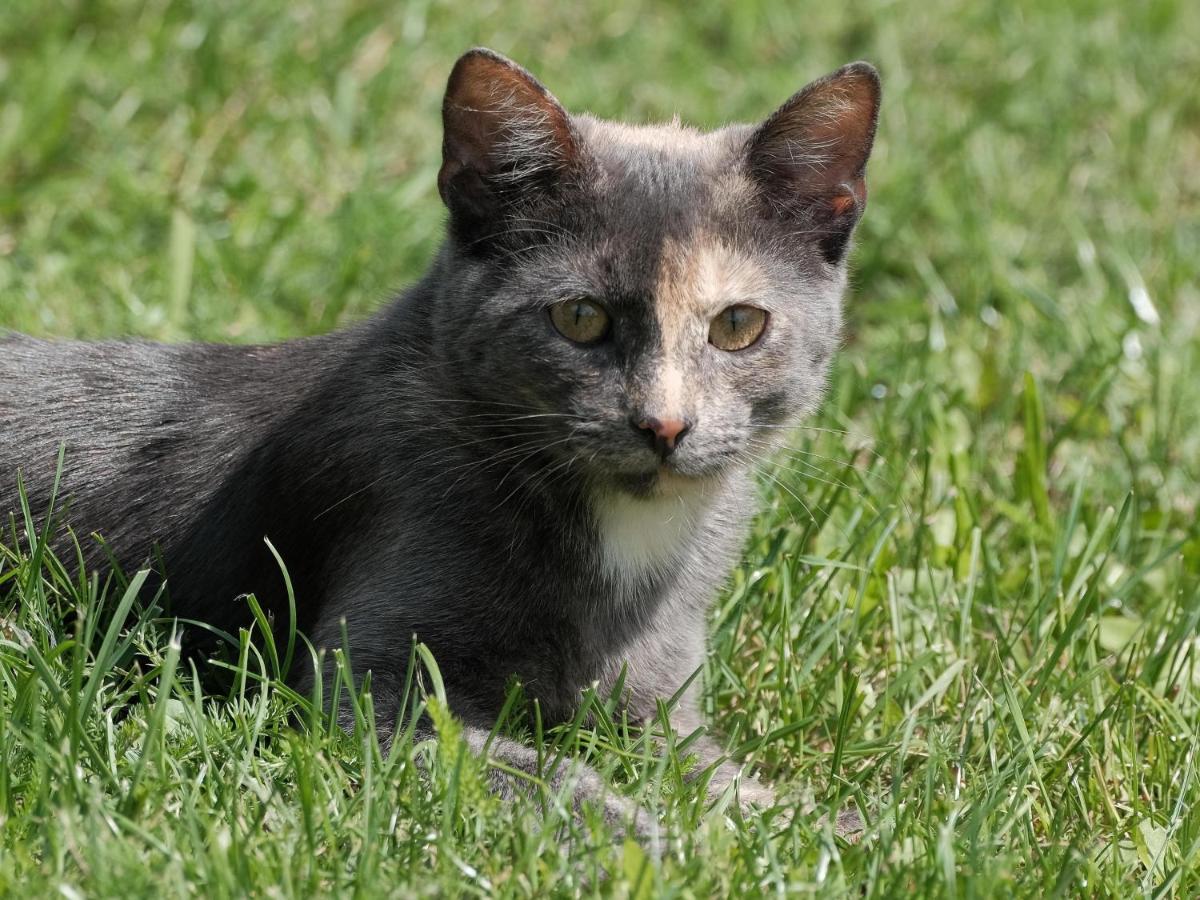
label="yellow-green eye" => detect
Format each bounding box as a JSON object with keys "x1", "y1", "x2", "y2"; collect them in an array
[
  {"x1": 549, "y1": 298, "x2": 610, "y2": 344},
  {"x1": 709, "y1": 304, "x2": 768, "y2": 351}
]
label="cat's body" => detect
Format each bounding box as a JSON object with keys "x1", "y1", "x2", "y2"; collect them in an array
[
  {"x1": 0, "y1": 49, "x2": 880, "y2": 829},
  {"x1": 1, "y1": 290, "x2": 744, "y2": 723}
]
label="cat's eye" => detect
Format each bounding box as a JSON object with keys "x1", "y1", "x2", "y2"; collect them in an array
[
  {"x1": 709, "y1": 304, "x2": 768, "y2": 351},
  {"x1": 549, "y1": 298, "x2": 610, "y2": 344}
]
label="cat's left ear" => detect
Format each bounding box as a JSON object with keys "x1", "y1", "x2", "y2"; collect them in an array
[
  {"x1": 748, "y1": 62, "x2": 881, "y2": 263},
  {"x1": 439, "y1": 48, "x2": 577, "y2": 245}
]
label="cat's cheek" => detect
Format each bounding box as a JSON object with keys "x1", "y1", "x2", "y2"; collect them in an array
[{"x1": 749, "y1": 390, "x2": 791, "y2": 426}]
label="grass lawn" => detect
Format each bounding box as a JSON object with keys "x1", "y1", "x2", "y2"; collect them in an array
[{"x1": 2, "y1": 0, "x2": 1199, "y2": 895}]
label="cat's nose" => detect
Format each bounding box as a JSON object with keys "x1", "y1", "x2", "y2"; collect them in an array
[{"x1": 632, "y1": 416, "x2": 693, "y2": 459}]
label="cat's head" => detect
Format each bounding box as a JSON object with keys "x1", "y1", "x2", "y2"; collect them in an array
[{"x1": 430, "y1": 48, "x2": 879, "y2": 496}]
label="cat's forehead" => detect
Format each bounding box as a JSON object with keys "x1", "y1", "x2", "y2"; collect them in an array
[
  {"x1": 574, "y1": 115, "x2": 738, "y2": 156},
  {"x1": 560, "y1": 116, "x2": 777, "y2": 296},
  {"x1": 573, "y1": 115, "x2": 754, "y2": 207},
  {"x1": 656, "y1": 232, "x2": 773, "y2": 317}
]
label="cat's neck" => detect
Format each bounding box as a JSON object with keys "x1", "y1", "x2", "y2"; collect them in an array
[{"x1": 588, "y1": 471, "x2": 751, "y2": 586}]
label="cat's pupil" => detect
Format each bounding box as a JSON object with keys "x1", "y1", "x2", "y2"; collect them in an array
[
  {"x1": 550, "y1": 298, "x2": 610, "y2": 344},
  {"x1": 709, "y1": 304, "x2": 768, "y2": 351}
]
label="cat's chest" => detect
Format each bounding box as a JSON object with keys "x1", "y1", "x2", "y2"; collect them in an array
[{"x1": 588, "y1": 480, "x2": 730, "y2": 584}]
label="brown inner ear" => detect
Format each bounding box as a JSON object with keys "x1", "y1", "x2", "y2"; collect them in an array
[
  {"x1": 829, "y1": 191, "x2": 860, "y2": 217},
  {"x1": 439, "y1": 49, "x2": 575, "y2": 198},
  {"x1": 748, "y1": 63, "x2": 880, "y2": 218}
]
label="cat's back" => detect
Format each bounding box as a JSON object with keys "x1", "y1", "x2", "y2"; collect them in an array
[
  {"x1": 1, "y1": 333, "x2": 310, "y2": 461},
  {"x1": 2, "y1": 335, "x2": 183, "y2": 474},
  {"x1": 0, "y1": 332, "x2": 336, "y2": 540}
]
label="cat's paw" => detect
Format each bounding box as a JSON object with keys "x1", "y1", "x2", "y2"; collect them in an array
[
  {"x1": 703, "y1": 763, "x2": 782, "y2": 820},
  {"x1": 545, "y1": 762, "x2": 660, "y2": 849},
  {"x1": 731, "y1": 779, "x2": 866, "y2": 842},
  {"x1": 732, "y1": 773, "x2": 778, "y2": 813},
  {"x1": 803, "y1": 802, "x2": 866, "y2": 841},
  {"x1": 830, "y1": 804, "x2": 865, "y2": 841},
  {"x1": 595, "y1": 790, "x2": 660, "y2": 847}
]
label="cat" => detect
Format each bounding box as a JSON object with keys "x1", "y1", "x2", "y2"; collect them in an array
[{"x1": 0, "y1": 48, "x2": 880, "y2": 835}]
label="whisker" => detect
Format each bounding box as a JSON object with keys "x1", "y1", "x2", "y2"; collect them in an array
[
  {"x1": 492, "y1": 453, "x2": 576, "y2": 514},
  {"x1": 744, "y1": 445, "x2": 869, "y2": 499}
]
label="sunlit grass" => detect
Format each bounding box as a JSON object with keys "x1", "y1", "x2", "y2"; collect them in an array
[{"x1": 2, "y1": 0, "x2": 1199, "y2": 895}]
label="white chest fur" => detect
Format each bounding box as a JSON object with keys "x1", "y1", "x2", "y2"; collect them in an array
[{"x1": 591, "y1": 480, "x2": 715, "y2": 581}]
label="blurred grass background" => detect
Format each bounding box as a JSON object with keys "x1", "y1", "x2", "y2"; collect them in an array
[{"x1": 1, "y1": 0, "x2": 1199, "y2": 896}]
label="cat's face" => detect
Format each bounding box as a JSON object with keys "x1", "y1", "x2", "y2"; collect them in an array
[{"x1": 432, "y1": 50, "x2": 879, "y2": 496}]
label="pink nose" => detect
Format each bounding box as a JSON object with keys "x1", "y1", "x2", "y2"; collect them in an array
[{"x1": 634, "y1": 416, "x2": 692, "y2": 458}]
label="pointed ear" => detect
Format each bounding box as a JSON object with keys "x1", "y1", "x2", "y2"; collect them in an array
[
  {"x1": 747, "y1": 62, "x2": 881, "y2": 262},
  {"x1": 438, "y1": 48, "x2": 577, "y2": 244}
]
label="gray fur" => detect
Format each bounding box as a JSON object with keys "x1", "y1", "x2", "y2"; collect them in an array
[{"x1": 0, "y1": 49, "x2": 879, "y2": 832}]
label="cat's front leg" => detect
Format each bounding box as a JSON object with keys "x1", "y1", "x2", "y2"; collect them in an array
[
  {"x1": 458, "y1": 726, "x2": 656, "y2": 842},
  {"x1": 666, "y1": 703, "x2": 778, "y2": 811},
  {"x1": 619, "y1": 621, "x2": 779, "y2": 813},
  {"x1": 666, "y1": 709, "x2": 864, "y2": 837},
  {"x1": 335, "y1": 680, "x2": 656, "y2": 841}
]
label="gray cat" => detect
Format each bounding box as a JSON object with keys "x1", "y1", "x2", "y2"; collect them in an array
[{"x1": 0, "y1": 49, "x2": 879, "y2": 833}]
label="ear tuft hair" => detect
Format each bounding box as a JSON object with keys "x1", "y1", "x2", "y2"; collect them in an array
[
  {"x1": 439, "y1": 48, "x2": 577, "y2": 245},
  {"x1": 747, "y1": 62, "x2": 881, "y2": 262}
]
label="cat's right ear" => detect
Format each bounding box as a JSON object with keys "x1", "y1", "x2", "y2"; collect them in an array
[
  {"x1": 748, "y1": 62, "x2": 881, "y2": 263},
  {"x1": 439, "y1": 48, "x2": 577, "y2": 246}
]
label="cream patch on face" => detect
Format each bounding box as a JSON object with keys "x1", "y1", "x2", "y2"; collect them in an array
[
  {"x1": 643, "y1": 235, "x2": 772, "y2": 413},
  {"x1": 657, "y1": 363, "x2": 685, "y2": 416},
  {"x1": 592, "y1": 477, "x2": 714, "y2": 581},
  {"x1": 655, "y1": 234, "x2": 772, "y2": 329}
]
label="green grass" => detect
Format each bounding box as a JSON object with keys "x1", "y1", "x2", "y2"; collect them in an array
[{"x1": 2, "y1": 0, "x2": 1199, "y2": 895}]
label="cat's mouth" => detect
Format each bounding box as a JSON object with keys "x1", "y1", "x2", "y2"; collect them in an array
[
  {"x1": 565, "y1": 431, "x2": 736, "y2": 496},
  {"x1": 611, "y1": 469, "x2": 660, "y2": 496},
  {"x1": 610, "y1": 463, "x2": 716, "y2": 498}
]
